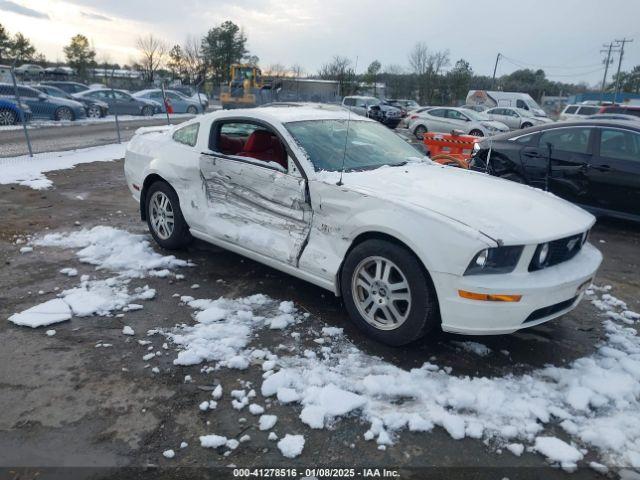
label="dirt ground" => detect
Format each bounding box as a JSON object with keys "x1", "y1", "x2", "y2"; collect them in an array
[{"x1": 0, "y1": 158, "x2": 638, "y2": 480}]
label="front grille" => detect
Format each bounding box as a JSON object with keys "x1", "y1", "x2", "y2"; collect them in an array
[
  {"x1": 523, "y1": 296, "x2": 577, "y2": 323},
  {"x1": 529, "y1": 233, "x2": 584, "y2": 272}
]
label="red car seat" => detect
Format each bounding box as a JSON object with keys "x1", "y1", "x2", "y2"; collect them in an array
[
  {"x1": 238, "y1": 130, "x2": 287, "y2": 168},
  {"x1": 218, "y1": 134, "x2": 245, "y2": 155}
]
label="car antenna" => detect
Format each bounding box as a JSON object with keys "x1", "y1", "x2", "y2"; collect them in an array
[
  {"x1": 337, "y1": 55, "x2": 358, "y2": 186},
  {"x1": 484, "y1": 134, "x2": 493, "y2": 174}
]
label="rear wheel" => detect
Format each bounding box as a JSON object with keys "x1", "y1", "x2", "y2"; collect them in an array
[
  {"x1": 142, "y1": 106, "x2": 154, "y2": 116},
  {"x1": 87, "y1": 105, "x2": 102, "y2": 118},
  {"x1": 0, "y1": 108, "x2": 17, "y2": 126},
  {"x1": 145, "y1": 182, "x2": 192, "y2": 249},
  {"x1": 521, "y1": 122, "x2": 533, "y2": 129},
  {"x1": 413, "y1": 124, "x2": 427, "y2": 139},
  {"x1": 187, "y1": 105, "x2": 198, "y2": 115},
  {"x1": 469, "y1": 129, "x2": 484, "y2": 137},
  {"x1": 341, "y1": 239, "x2": 439, "y2": 346},
  {"x1": 55, "y1": 107, "x2": 74, "y2": 121}
]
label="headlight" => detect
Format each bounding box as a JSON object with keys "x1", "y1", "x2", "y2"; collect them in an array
[
  {"x1": 464, "y1": 246, "x2": 524, "y2": 275},
  {"x1": 531, "y1": 242, "x2": 550, "y2": 270}
]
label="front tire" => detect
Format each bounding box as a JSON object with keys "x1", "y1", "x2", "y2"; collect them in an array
[
  {"x1": 145, "y1": 182, "x2": 192, "y2": 249},
  {"x1": 142, "y1": 106, "x2": 154, "y2": 117},
  {"x1": 187, "y1": 105, "x2": 198, "y2": 115},
  {"x1": 340, "y1": 239, "x2": 439, "y2": 346},
  {"x1": 469, "y1": 129, "x2": 484, "y2": 137},
  {"x1": 0, "y1": 108, "x2": 17, "y2": 126},
  {"x1": 87, "y1": 105, "x2": 102, "y2": 118},
  {"x1": 521, "y1": 122, "x2": 533, "y2": 129}
]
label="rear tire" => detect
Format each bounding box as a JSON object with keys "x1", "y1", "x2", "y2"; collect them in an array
[
  {"x1": 469, "y1": 129, "x2": 484, "y2": 137},
  {"x1": 145, "y1": 181, "x2": 193, "y2": 250},
  {"x1": 142, "y1": 106, "x2": 154, "y2": 116},
  {"x1": 187, "y1": 105, "x2": 198, "y2": 114},
  {"x1": 87, "y1": 105, "x2": 102, "y2": 118},
  {"x1": 0, "y1": 108, "x2": 17, "y2": 126},
  {"x1": 413, "y1": 124, "x2": 427, "y2": 139},
  {"x1": 340, "y1": 239, "x2": 440, "y2": 346},
  {"x1": 521, "y1": 122, "x2": 533, "y2": 129},
  {"x1": 55, "y1": 107, "x2": 74, "y2": 121}
]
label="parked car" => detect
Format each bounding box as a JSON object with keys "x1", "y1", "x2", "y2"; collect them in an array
[
  {"x1": 466, "y1": 90, "x2": 548, "y2": 117},
  {"x1": 74, "y1": 89, "x2": 160, "y2": 116},
  {"x1": 14, "y1": 64, "x2": 45, "y2": 78},
  {"x1": 44, "y1": 66, "x2": 76, "y2": 77},
  {"x1": 400, "y1": 106, "x2": 435, "y2": 128},
  {"x1": 0, "y1": 64, "x2": 11, "y2": 83},
  {"x1": 41, "y1": 81, "x2": 90, "y2": 94},
  {"x1": 133, "y1": 89, "x2": 204, "y2": 114},
  {"x1": 598, "y1": 105, "x2": 640, "y2": 118},
  {"x1": 0, "y1": 98, "x2": 32, "y2": 125},
  {"x1": 408, "y1": 107, "x2": 509, "y2": 138},
  {"x1": 171, "y1": 85, "x2": 209, "y2": 108},
  {"x1": 485, "y1": 107, "x2": 554, "y2": 130},
  {"x1": 468, "y1": 120, "x2": 640, "y2": 222},
  {"x1": 124, "y1": 106, "x2": 601, "y2": 346},
  {"x1": 587, "y1": 113, "x2": 640, "y2": 122},
  {"x1": 559, "y1": 104, "x2": 601, "y2": 121},
  {"x1": 0, "y1": 83, "x2": 86, "y2": 121},
  {"x1": 386, "y1": 99, "x2": 420, "y2": 111},
  {"x1": 34, "y1": 84, "x2": 108, "y2": 118},
  {"x1": 342, "y1": 96, "x2": 402, "y2": 128}
]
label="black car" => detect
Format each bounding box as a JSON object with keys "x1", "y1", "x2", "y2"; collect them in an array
[
  {"x1": 469, "y1": 120, "x2": 640, "y2": 222},
  {"x1": 34, "y1": 84, "x2": 108, "y2": 118},
  {"x1": 40, "y1": 81, "x2": 90, "y2": 95},
  {"x1": 366, "y1": 103, "x2": 402, "y2": 128}
]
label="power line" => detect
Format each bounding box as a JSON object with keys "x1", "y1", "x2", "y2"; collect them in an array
[{"x1": 499, "y1": 54, "x2": 603, "y2": 71}]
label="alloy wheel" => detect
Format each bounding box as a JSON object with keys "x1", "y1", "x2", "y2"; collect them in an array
[
  {"x1": 0, "y1": 109, "x2": 16, "y2": 126},
  {"x1": 351, "y1": 256, "x2": 412, "y2": 331},
  {"x1": 149, "y1": 191, "x2": 175, "y2": 240},
  {"x1": 56, "y1": 107, "x2": 74, "y2": 121}
]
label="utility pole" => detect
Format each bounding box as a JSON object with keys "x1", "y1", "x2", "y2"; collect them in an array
[
  {"x1": 613, "y1": 38, "x2": 633, "y2": 104},
  {"x1": 491, "y1": 53, "x2": 501, "y2": 90},
  {"x1": 600, "y1": 42, "x2": 616, "y2": 103}
]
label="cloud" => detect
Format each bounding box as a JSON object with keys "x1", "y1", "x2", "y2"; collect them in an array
[
  {"x1": 80, "y1": 10, "x2": 111, "y2": 21},
  {"x1": 0, "y1": 0, "x2": 49, "y2": 18}
]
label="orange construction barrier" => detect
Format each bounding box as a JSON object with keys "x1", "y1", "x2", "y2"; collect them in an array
[{"x1": 423, "y1": 131, "x2": 479, "y2": 168}]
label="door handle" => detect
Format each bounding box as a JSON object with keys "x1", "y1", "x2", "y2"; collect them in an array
[{"x1": 590, "y1": 164, "x2": 611, "y2": 172}]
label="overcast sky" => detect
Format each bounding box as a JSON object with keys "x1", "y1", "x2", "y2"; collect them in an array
[{"x1": 1, "y1": 0, "x2": 639, "y2": 85}]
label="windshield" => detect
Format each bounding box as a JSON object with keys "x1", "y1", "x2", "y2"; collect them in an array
[
  {"x1": 526, "y1": 99, "x2": 540, "y2": 111},
  {"x1": 285, "y1": 119, "x2": 424, "y2": 172}
]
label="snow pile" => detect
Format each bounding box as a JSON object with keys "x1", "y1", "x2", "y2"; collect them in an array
[
  {"x1": 164, "y1": 295, "x2": 301, "y2": 368},
  {"x1": 277, "y1": 434, "x2": 305, "y2": 458},
  {"x1": 165, "y1": 286, "x2": 640, "y2": 468},
  {"x1": 9, "y1": 227, "x2": 188, "y2": 327},
  {"x1": 0, "y1": 143, "x2": 126, "y2": 189}
]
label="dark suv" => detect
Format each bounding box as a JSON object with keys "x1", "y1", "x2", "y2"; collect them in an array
[{"x1": 598, "y1": 105, "x2": 640, "y2": 118}]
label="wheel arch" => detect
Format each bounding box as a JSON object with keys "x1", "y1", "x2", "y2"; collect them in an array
[
  {"x1": 139, "y1": 173, "x2": 176, "y2": 221},
  {"x1": 335, "y1": 230, "x2": 438, "y2": 301}
]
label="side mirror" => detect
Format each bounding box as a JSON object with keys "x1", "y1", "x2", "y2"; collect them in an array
[{"x1": 38, "y1": 93, "x2": 47, "y2": 101}]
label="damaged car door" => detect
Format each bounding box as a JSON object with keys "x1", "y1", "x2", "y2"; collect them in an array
[{"x1": 198, "y1": 120, "x2": 312, "y2": 265}]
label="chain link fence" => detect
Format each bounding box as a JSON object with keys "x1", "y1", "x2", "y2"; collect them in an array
[{"x1": 1, "y1": 64, "x2": 208, "y2": 159}]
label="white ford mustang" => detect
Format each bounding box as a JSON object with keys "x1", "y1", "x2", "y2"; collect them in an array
[{"x1": 124, "y1": 106, "x2": 602, "y2": 346}]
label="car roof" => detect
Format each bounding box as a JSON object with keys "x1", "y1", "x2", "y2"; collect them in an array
[
  {"x1": 207, "y1": 105, "x2": 372, "y2": 124},
  {"x1": 494, "y1": 119, "x2": 640, "y2": 140}
]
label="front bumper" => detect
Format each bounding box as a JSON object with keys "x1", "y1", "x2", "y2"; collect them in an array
[{"x1": 432, "y1": 242, "x2": 602, "y2": 335}]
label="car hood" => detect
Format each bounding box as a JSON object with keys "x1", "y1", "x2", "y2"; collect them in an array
[{"x1": 321, "y1": 162, "x2": 594, "y2": 245}]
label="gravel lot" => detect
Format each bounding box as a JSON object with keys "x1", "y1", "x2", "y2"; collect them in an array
[{"x1": 0, "y1": 151, "x2": 638, "y2": 479}]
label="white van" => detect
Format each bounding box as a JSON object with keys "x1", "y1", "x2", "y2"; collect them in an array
[
  {"x1": 466, "y1": 90, "x2": 547, "y2": 117},
  {"x1": 559, "y1": 104, "x2": 601, "y2": 121}
]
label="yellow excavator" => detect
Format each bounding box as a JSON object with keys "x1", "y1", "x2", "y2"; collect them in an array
[{"x1": 220, "y1": 64, "x2": 266, "y2": 109}]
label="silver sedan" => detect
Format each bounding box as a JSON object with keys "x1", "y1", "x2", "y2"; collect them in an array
[{"x1": 407, "y1": 107, "x2": 509, "y2": 138}]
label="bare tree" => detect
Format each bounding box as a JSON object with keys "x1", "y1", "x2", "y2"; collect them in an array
[
  {"x1": 408, "y1": 42, "x2": 449, "y2": 103},
  {"x1": 265, "y1": 63, "x2": 286, "y2": 78},
  {"x1": 183, "y1": 34, "x2": 204, "y2": 83},
  {"x1": 290, "y1": 63, "x2": 305, "y2": 78},
  {"x1": 318, "y1": 55, "x2": 354, "y2": 96},
  {"x1": 136, "y1": 33, "x2": 167, "y2": 83}
]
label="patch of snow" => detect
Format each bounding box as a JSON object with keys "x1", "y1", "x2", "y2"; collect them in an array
[
  {"x1": 122, "y1": 326, "x2": 135, "y2": 336},
  {"x1": 45, "y1": 329, "x2": 56, "y2": 336},
  {"x1": 259, "y1": 415, "x2": 278, "y2": 431},
  {"x1": 162, "y1": 449, "x2": 175, "y2": 459},
  {"x1": 249, "y1": 404, "x2": 265, "y2": 415},
  {"x1": 451, "y1": 341, "x2": 492, "y2": 357},
  {"x1": 19, "y1": 246, "x2": 33, "y2": 253},
  {"x1": 200, "y1": 434, "x2": 228, "y2": 448},
  {"x1": 534, "y1": 436, "x2": 583, "y2": 470},
  {"x1": 9, "y1": 298, "x2": 72, "y2": 327},
  {"x1": 277, "y1": 434, "x2": 305, "y2": 458},
  {"x1": 0, "y1": 144, "x2": 126, "y2": 189}
]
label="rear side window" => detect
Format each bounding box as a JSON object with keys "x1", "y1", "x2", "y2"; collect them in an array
[
  {"x1": 621, "y1": 108, "x2": 640, "y2": 118},
  {"x1": 516, "y1": 100, "x2": 528, "y2": 109},
  {"x1": 539, "y1": 128, "x2": 591, "y2": 154},
  {"x1": 343, "y1": 98, "x2": 355, "y2": 106},
  {"x1": 564, "y1": 106, "x2": 578, "y2": 114},
  {"x1": 599, "y1": 129, "x2": 640, "y2": 162},
  {"x1": 429, "y1": 108, "x2": 446, "y2": 117},
  {"x1": 578, "y1": 106, "x2": 599, "y2": 115},
  {"x1": 18, "y1": 87, "x2": 39, "y2": 98},
  {"x1": 172, "y1": 123, "x2": 199, "y2": 147}
]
